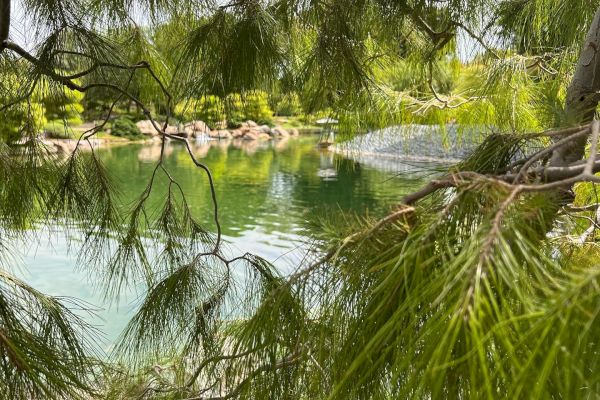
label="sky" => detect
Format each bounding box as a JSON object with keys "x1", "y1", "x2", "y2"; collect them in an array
[{"x1": 10, "y1": 0, "x2": 486, "y2": 60}]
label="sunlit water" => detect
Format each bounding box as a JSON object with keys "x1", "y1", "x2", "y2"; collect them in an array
[{"x1": 14, "y1": 136, "x2": 435, "y2": 350}]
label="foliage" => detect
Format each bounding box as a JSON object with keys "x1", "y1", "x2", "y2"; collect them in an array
[
  {"x1": 241, "y1": 91, "x2": 274, "y2": 125},
  {"x1": 224, "y1": 93, "x2": 245, "y2": 128},
  {"x1": 0, "y1": 73, "x2": 46, "y2": 142},
  {"x1": 175, "y1": 96, "x2": 226, "y2": 129},
  {"x1": 275, "y1": 92, "x2": 303, "y2": 117},
  {"x1": 42, "y1": 86, "x2": 85, "y2": 126},
  {"x1": 110, "y1": 117, "x2": 143, "y2": 139},
  {"x1": 0, "y1": 102, "x2": 46, "y2": 142}
]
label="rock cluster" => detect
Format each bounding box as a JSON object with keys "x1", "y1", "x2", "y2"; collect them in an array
[{"x1": 136, "y1": 119, "x2": 299, "y2": 141}]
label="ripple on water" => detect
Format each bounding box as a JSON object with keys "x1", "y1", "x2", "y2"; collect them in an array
[{"x1": 15, "y1": 137, "x2": 439, "y2": 346}]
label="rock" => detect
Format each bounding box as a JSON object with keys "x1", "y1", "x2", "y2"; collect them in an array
[
  {"x1": 40, "y1": 140, "x2": 58, "y2": 153},
  {"x1": 272, "y1": 127, "x2": 290, "y2": 137},
  {"x1": 231, "y1": 129, "x2": 244, "y2": 138},
  {"x1": 136, "y1": 120, "x2": 161, "y2": 136},
  {"x1": 221, "y1": 130, "x2": 233, "y2": 139},
  {"x1": 185, "y1": 120, "x2": 210, "y2": 134},
  {"x1": 46, "y1": 139, "x2": 81, "y2": 154},
  {"x1": 183, "y1": 125, "x2": 194, "y2": 138},
  {"x1": 246, "y1": 120, "x2": 258, "y2": 128},
  {"x1": 259, "y1": 125, "x2": 271, "y2": 134},
  {"x1": 289, "y1": 128, "x2": 300, "y2": 136},
  {"x1": 258, "y1": 133, "x2": 272, "y2": 141},
  {"x1": 165, "y1": 125, "x2": 178, "y2": 135},
  {"x1": 209, "y1": 130, "x2": 232, "y2": 139},
  {"x1": 242, "y1": 131, "x2": 259, "y2": 141}
]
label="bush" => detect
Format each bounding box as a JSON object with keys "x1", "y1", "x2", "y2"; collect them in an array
[
  {"x1": 0, "y1": 103, "x2": 46, "y2": 143},
  {"x1": 175, "y1": 96, "x2": 226, "y2": 129},
  {"x1": 242, "y1": 91, "x2": 273, "y2": 125},
  {"x1": 0, "y1": 75, "x2": 46, "y2": 143},
  {"x1": 224, "y1": 93, "x2": 245, "y2": 128},
  {"x1": 42, "y1": 86, "x2": 85, "y2": 125},
  {"x1": 111, "y1": 117, "x2": 143, "y2": 139},
  {"x1": 275, "y1": 92, "x2": 303, "y2": 116}
]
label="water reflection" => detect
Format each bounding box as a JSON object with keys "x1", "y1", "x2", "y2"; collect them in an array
[
  {"x1": 317, "y1": 151, "x2": 338, "y2": 181},
  {"x1": 17, "y1": 136, "x2": 430, "y2": 345}
]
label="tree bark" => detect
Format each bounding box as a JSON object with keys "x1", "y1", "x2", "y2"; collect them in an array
[
  {"x1": 550, "y1": 6, "x2": 600, "y2": 166},
  {"x1": 0, "y1": 0, "x2": 9, "y2": 53}
]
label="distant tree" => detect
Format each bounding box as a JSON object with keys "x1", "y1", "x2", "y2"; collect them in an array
[
  {"x1": 176, "y1": 95, "x2": 226, "y2": 128},
  {"x1": 275, "y1": 92, "x2": 303, "y2": 117},
  {"x1": 241, "y1": 90, "x2": 274, "y2": 124},
  {"x1": 42, "y1": 84, "x2": 85, "y2": 125}
]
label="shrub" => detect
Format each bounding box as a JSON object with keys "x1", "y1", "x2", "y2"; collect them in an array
[
  {"x1": 0, "y1": 103, "x2": 46, "y2": 143},
  {"x1": 0, "y1": 75, "x2": 46, "y2": 143},
  {"x1": 224, "y1": 93, "x2": 245, "y2": 128},
  {"x1": 111, "y1": 117, "x2": 143, "y2": 139},
  {"x1": 242, "y1": 90, "x2": 273, "y2": 125},
  {"x1": 42, "y1": 87, "x2": 85, "y2": 126},
  {"x1": 175, "y1": 96, "x2": 226, "y2": 129},
  {"x1": 275, "y1": 92, "x2": 303, "y2": 116}
]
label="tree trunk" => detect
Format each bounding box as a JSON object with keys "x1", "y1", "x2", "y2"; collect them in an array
[
  {"x1": 550, "y1": 6, "x2": 600, "y2": 166},
  {"x1": 0, "y1": 0, "x2": 9, "y2": 53}
]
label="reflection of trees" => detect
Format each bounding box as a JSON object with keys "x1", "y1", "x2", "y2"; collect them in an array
[{"x1": 97, "y1": 139, "x2": 421, "y2": 238}]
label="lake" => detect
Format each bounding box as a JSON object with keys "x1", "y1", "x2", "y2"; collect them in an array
[{"x1": 14, "y1": 136, "x2": 433, "y2": 349}]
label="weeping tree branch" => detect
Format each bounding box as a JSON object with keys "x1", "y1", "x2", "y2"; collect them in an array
[
  {"x1": 0, "y1": 0, "x2": 9, "y2": 54},
  {"x1": 3, "y1": 33, "x2": 227, "y2": 272}
]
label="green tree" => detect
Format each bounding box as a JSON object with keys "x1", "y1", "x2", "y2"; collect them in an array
[
  {"x1": 175, "y1": 95, "x2": 226, "y2": 128},
  {"x1": 275, "y1": 92, "x2": 303, "y2": 117},
  {"x1": 42, "y1": 84, "x2": 85, "y2": 125},
  {"x1": 4, "y1": 1, "x2": 600, "y2": 399},
  {"x1": 241, "y1": 90, "x2": 274, "y2": 124}
]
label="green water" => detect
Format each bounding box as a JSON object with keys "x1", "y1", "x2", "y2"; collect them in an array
[{"x1": 16, "y1": 136, "x2": 428, "y2": 349}]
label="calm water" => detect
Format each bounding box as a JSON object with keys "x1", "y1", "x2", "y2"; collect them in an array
[{"x1": 15, "y1": 136, "x2": 430, "y2": 349}]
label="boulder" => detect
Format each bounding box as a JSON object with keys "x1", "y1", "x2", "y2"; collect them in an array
[
  {"x1": 49, "y1": 140, "x2": 77, "y2": 154},
  {"x1": 272, "y1": 127, "x2": 290, "y2": 137},
  {"x1": 136, "y1": 120, "x2": 161, "y2": 136},
  {"x1": 231, "y1": 129, "x2": 244, "y2": 138},
  {"x1": 242, "y1": 131, "x2": 259, "y2": 141},
  {"x1": 259, "y1": 125, "x2": 271, "y2": 134},
  {"x1": 220, "y1": 130, "x2": 233, "y2": 139},
  {"x1": 246, "y1": 120, "x2": 258, "y2": 128},
  {"x1": 183, "y1": 125, "x2": 194, "y2": 138},
  {"x1": 185, "y1": 120, "x2": 210, "y2": 134},
  {"x1": 165, "y1": 125, "x2": 179, "y2": 135},
  {"x1": 258, "y1": 133, "x2": 272, "y2": 141},
  {"x1": 209, "y1": 130, "x2": 232, "y2": 139},
  {"x1": 40, "y1": 140, "x2": 58, "y2": 154}
]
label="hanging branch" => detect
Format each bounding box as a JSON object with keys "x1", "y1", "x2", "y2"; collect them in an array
[{"x1": 0, "y1": 0, "x2": 9, "y2": 53}]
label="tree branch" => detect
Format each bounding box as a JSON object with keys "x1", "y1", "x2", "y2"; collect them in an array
[{"x1": 0, "y1": 0, "x2": 9, "y2": 53}]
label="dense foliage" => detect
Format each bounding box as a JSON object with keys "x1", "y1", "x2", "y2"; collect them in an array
[{"x1": 110, "y1": 117, "x2": 143, "y2": 139}]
